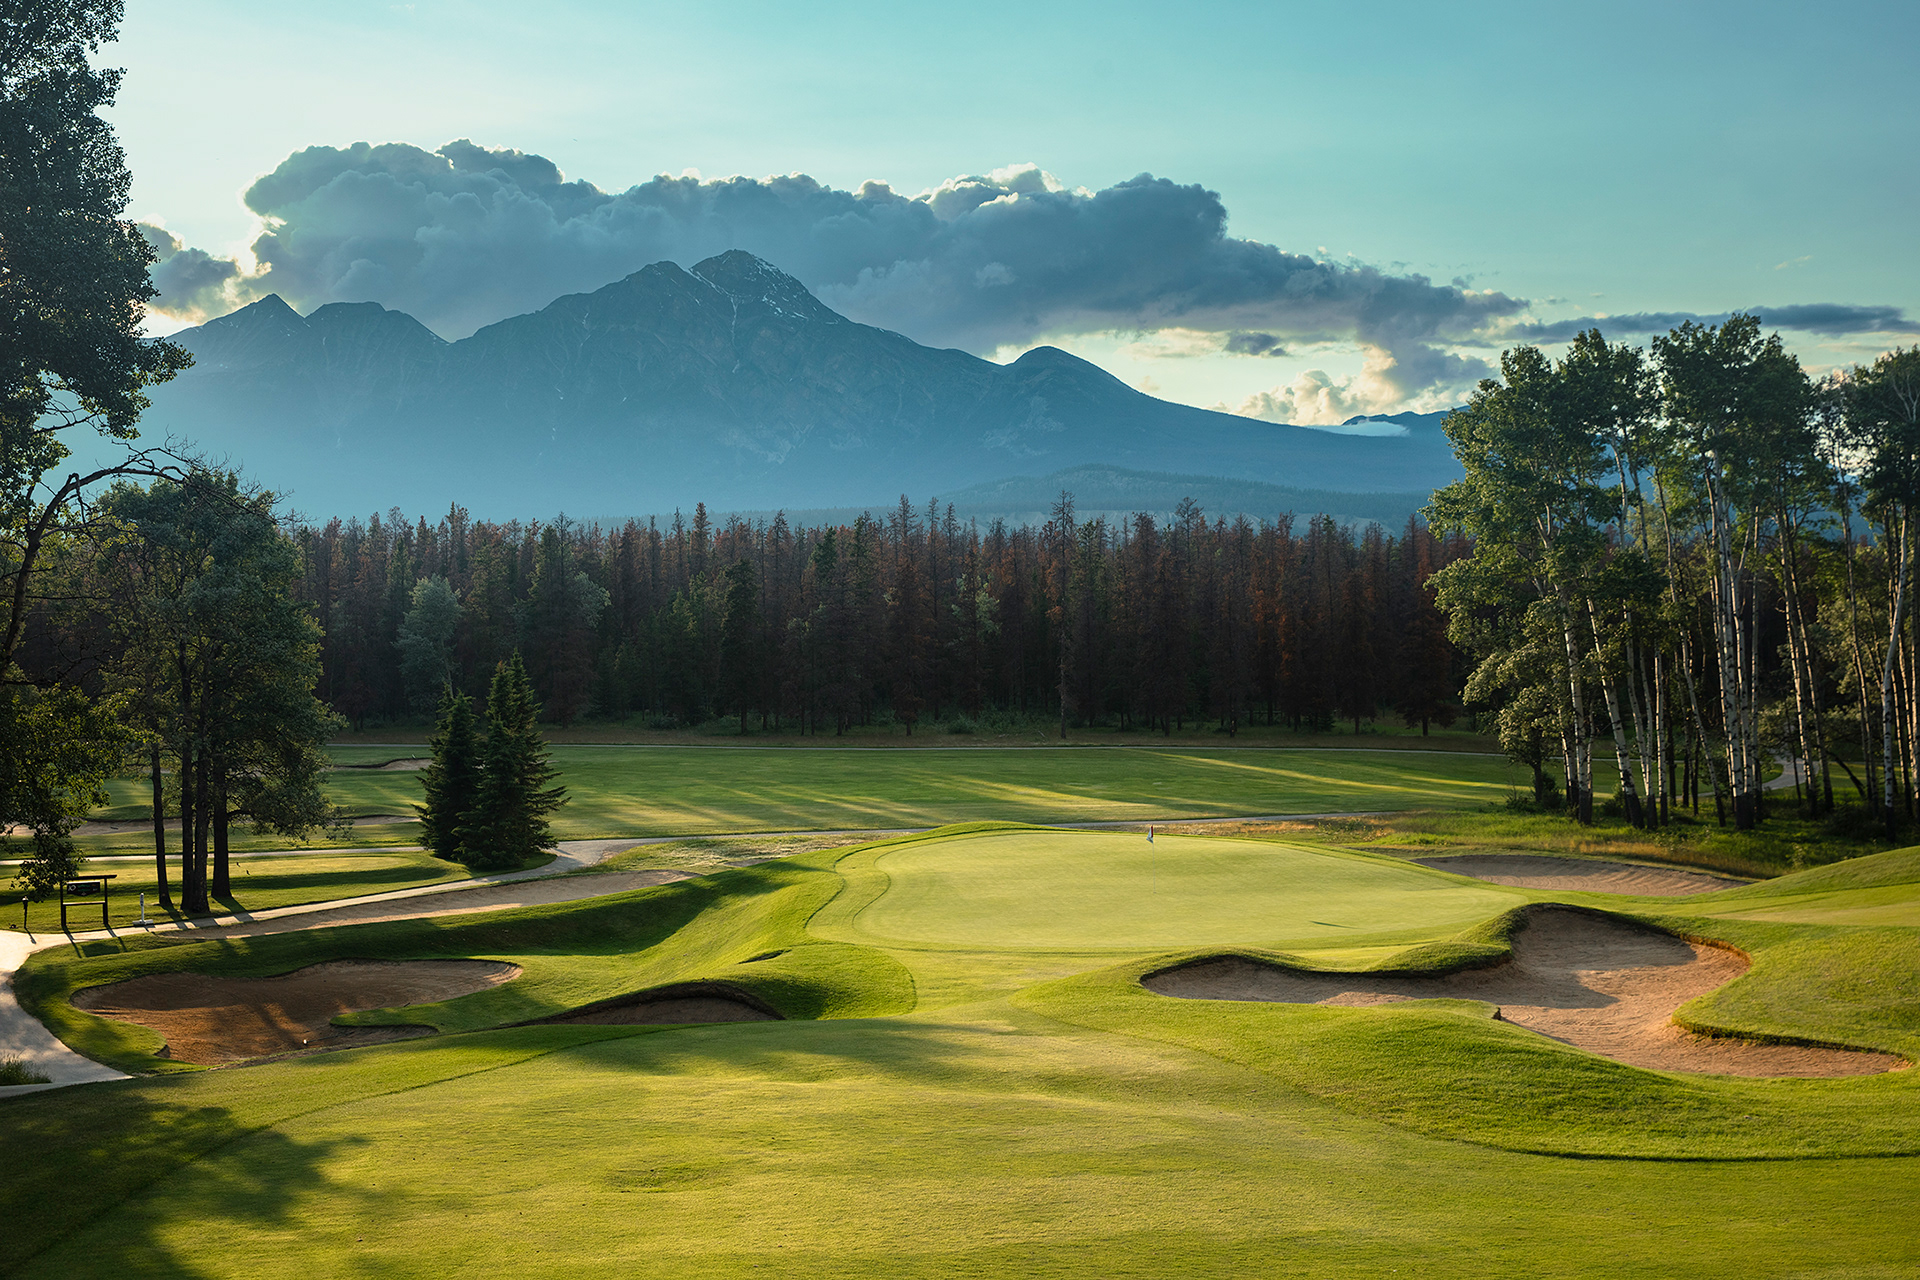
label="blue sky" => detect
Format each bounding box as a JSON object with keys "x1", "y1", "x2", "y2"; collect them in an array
[{"x1": 113, "y1": 0, "x2": 1919, "y2": 423}]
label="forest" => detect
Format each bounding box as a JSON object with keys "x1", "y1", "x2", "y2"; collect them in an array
[{"x1": 288, "y1": 499, "x2": 1465, "y2": 741}]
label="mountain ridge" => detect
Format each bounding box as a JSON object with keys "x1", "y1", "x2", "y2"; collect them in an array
[{"x1": 139, "y1": 251, "x2": 1465, "y2": 518}]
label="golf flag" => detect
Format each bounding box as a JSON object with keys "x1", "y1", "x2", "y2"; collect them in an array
[{"x1": 1147, "y1": 825, "x2": 1154, "y2": 843}]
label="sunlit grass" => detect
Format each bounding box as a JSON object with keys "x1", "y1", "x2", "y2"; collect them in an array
[{"x1": 9, "y1": 829, "x2": 1920, "y2": 1276}]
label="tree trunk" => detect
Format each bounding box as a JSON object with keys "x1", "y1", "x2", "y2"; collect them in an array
[
  {"x1": 212, "y1": 769, "x2": 231, "y2": 899},
  {"x1": 150, "y1": 741, "x2": 171, "y2": 908},
  {"x1": 1881, "y1": 512, "x2": 1909, "y2": 837},
  {"x1": 193, "y1": 751, "x2": 212, "y2": 915},
  {"x1": 179, "y1": 741, "x2": 202, "y2": 916}
]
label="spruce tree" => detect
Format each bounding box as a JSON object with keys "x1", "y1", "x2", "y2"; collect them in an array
[
  {"x1": 719, "y1": 557, "x2": 762, "y2": 733},
  {"x1": 462, "y1": 653, "x2": 565, "y2": 870},
  {"x1": 416, "y1": 684, "x2": 480, "y2": 862}
]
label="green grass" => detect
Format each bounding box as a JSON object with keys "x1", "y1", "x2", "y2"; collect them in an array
[
  {"x1": 0, "y1": 848, "x2": 479, "y2": 935},
  {"x1": 8, "y1": 825, "x2": 1920, "y2": 1276},
  {"x1": 828, "y1": 828, "x2": 1520, "y2": 949},
  {"x1": 1270, "y1": 799, "x2": 1897, "y2": 878},
  {"x1": 468, "y1": 743, "x2": 1522, "y2": 835},
  {"x1": 0, "y1": 1057, "x2": 50, "y2": 1086},
  {"x1": 61, "y1": 743, "x2": 1527, "y2": 859}
]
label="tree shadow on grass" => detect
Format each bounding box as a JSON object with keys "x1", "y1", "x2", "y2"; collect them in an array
[
  {"x1": 561, "y1": 1014, "x2": 1047, "y2": 1095},
  {"x1": 0, "y1": 1079, "x2": 383, "y2": 1278}
]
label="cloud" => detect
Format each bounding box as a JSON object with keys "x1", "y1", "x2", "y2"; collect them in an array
[
  {"x1": 1223, "y1": 331, "x2": 1287, "y2": 357},
  {"x1": 1513, "y1": 303, "x2": 1919, "y2": 343},
  {"x1": 152, "y1": 140, "x2": 1527, "y2": 413},
  {"x1": 1223, "y1": 343, "x2": 1489, "y2": 426},
  {"x1": 138, "y1": 222, "x2": 245, "y2": 322}
]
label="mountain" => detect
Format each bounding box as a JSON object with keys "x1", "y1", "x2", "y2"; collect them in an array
[{"x1": 133, "y1": 251, "x2": 1464, "y2": 520}]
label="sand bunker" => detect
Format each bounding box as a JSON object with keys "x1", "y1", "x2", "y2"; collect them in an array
[
  {"x1": 74, "y1": 959, "x2": 520, "y2": 1065},
  {"x1": 1411, "y1": 854, "x2": 1745, "y2": 896},
  {"x1": 1144, "y1": 906, "x2": 1901, "y2": 1077},
  {"x1": 539, "y1": 981, "x2": 782, "y2": 1026}
]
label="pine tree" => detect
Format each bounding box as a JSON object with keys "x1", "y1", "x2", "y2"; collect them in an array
[
  {"x1": 719, "y1": 557, "x2": 763, "y2": 733},
  {"x1": 462, "y1": 653, "x2": 565, "y2": 869},
  {"x1": 416, "y1": 683, "x2": 480, "y2": 861}
]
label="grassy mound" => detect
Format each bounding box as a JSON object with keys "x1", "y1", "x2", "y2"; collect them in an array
[
  {"x1": 17, "y1": 848, "x2": 914, "y2": 1074},
  {"x1": 9, "y1": 826, "x2": 1920, "y2": 1276}
]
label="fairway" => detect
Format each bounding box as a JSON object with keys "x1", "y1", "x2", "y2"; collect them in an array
[
  {"x1": 65, "y1": 744, "x2": 1535, "y2": 857},
  {"x1": 9, "y1": 828, "x2": 1919, "y2": 1278},
  {"x1": 844, "y1": 829, "x2": 1519, "y2": 948}
]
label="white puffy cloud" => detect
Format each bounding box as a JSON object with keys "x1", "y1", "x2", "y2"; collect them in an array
[{"x1": 1227, "y1": 344, "x2": 1490, "y2": 426}]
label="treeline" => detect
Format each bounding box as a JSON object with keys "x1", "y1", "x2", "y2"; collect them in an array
[
  {"x1": 292, "y1": 497, "x2": 1469, "y2": 737},
  {"x1": 1431, "y1": 318, "x2": 1920, "y2": 833}
]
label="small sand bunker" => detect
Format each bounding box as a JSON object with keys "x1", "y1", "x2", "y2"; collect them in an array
[
  {"x1": 74, "y1": 959, "x2": 520, "y2": 1065},
  {"x1": 540, "y1": 981, "x2": 782, "y2": 1027},
  {"x1": 1412, "y1": 854, "x2": 1745, "y2": 896},
  {"x1": 1144, "y1": 907, "x2": 1902, "y2": 1078}
]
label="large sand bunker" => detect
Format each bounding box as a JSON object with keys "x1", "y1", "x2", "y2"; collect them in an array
[
  {"x1": 1411, "y1": 854, "x2": 1745, "y2": 896},
  {"x1": 538, "y1": 981, "x2": 782, "y2": 1026},
  {"x1": 73, "y1": 959, "x2": 520, "y2": 1065},
  {"x1": 1144, "y1": 907, "x2": 1902, "y2": 1077}
]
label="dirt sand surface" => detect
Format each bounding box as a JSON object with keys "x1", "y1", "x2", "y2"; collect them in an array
[
  {"x1": 1145, "y1": 906, "x2": 1901, "y2": 1077},
  {"x1": 73, "y1": 959, "x2": 520, "y2": 1064},
  {"x1": 1411, "y1": 854, "x2": 1745, "y2": 896}
]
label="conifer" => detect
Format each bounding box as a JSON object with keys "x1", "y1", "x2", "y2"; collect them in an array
[
  {"x1": 417, "y1": 684, "x2": 480, "y2": 861},
  {"x1": 462, "y1": 653, "x2": 566, "y2": 869}
]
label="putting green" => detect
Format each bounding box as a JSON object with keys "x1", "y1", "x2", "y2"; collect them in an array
[
  {"x1": 13, "y1": 829, "x2": 1920, "y2": 1277},
  {"x1": 842, "y1": 830, "x2": 1521, "y2": 949}
]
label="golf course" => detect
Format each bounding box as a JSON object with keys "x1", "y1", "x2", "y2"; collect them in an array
[{"x1": 4, "y1": 766, "x2": 1918, "y2": 1277}]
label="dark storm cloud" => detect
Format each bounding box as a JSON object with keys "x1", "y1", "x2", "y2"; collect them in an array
[
  {"x1": 151, "y1": 140, "x2": 1525, "y2": 405},
  {"x1": 1516, "y1": 303, "x2": 1919, "y2": 343},
  {"x1": 137, "y1": 222, "x2": 243, "y2": 321},
  {"x1": 1221, "y1": 332, "x2": 1288, "y2": 357}
]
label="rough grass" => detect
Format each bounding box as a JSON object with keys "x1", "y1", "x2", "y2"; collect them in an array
[
  {"x1": 586, "y1": 832, "x2": 878, "y2": 875},
  {"x1": 1251, "y1": 802, "x2": 1897, "y2": 878},
  {"x1": 0, "y1": 1057, "x2": 51, "y2": 1086},
  {"x1": 8, "y1": 827, "x2": 1920, "y2": 1276}
]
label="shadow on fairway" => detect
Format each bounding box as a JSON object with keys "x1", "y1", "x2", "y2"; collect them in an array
[
  {"x1": 564, "y1": 1014, "x2": 1019, "y2": 1088},
  {"x1": 1, "y1": 1085, "x2": 382, "y2": 1277}
]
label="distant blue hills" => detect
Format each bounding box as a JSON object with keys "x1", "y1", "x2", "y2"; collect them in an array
[{"x1": 135, "y1": 251, "x2": 1464, "y2": 523}]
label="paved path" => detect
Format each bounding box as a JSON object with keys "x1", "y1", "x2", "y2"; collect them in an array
[
  {"x1": 0, "y1": 810, "x2": 1396, "y2": 1099},
  {"x1": 1763, "y1": 752, "x2": 1809, "y2": 793}
]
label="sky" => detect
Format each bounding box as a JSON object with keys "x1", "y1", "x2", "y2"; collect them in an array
[{"x1": 111, "y1": 0, "x2": 1920, "y2": 425}]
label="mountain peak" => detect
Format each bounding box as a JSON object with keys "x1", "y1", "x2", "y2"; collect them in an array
[{"x1": 692, "y1": 250, "x2": 842, "y2": 324}]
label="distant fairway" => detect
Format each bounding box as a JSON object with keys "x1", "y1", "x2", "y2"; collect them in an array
[
  {"x1": 68, "y1": 743, "x2": 1529, "y2": 856},
  {"x1": 845, "y1": 830, "x2": 1519, "y2": 948}
]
